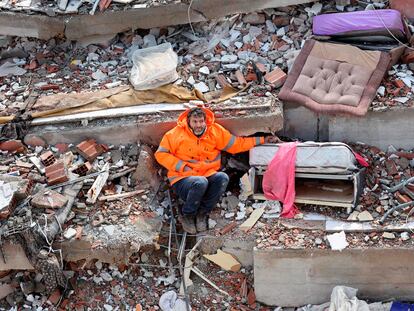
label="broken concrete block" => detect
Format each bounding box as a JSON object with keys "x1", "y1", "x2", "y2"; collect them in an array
[
  {"x1": 347, "y1": 211, "x2": 359, "y2": 221},
  {"x1": 401, "y1": 232, "x2": 410, "y2": 241},
  {"x1": 45, "y1": 160, "x2": 68, "y2": 185},
  {"x1": 72, "y1": 161, "x2": 92, "y2": 176},
  {"x1": 242, "y1": 13, "x2": 266, "y2": 25},
  {"x1": 40, "y1": 151, "x2": 56, "y2": 167},
  {"x1": 203, "y1": 249, "x2": 241, "y2": 272},
  {"x1": 76, "y1": 139, "x2": 105, "y2": 161},
  {"x1": 132, "y1": 145, "x2": 160, "y2": 190},
  {"x1": 382, "y1": 232, "x2": 396, "y2": 240},
  {"x1": 357, "y1": 211, "x2": 374, "y2": 222},
  {"x1": 0, "y1": 175, "x2": 33, "y2": 200},
  {"x1": 264, "y1": 67, "x2": 287, "y2": 88},
  {"x1": 58, "y1": 0, "x2": 69, "y2": 10},
  {"x1": 31, "y1": 189, "x2": 68, "y2": 209},
  {"x1": 0, "y1": 181, "x2": 17, "y2": 220},
  {"x1": 63, "y1": 227, "x2": 77, "y2": 240},
  {"x1": 0, "y1": 140, "x2": 25, "y2": 153}
]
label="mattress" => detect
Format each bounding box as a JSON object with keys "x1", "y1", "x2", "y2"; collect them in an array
[
  {"x1": 278, "y1": 40, "x2": 390, "y2": 116},
  {"x1": 249, "y1": 142, "x2": 359, "y2": 174},
  {"x1": 313, "y1": 9, "x2": 405, "y2": 39}
]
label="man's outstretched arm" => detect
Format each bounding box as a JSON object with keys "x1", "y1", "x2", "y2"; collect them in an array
[{"x1": 216, "y1": 124, "x2": 281, "y2": 154}]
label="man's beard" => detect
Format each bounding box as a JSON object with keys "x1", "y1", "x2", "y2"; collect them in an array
[{"x1": 191, "y1": 126, "x2": 206, "y2": 137}]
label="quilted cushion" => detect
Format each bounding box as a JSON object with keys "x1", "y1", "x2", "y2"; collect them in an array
[
  {"x1": 278, "y1": 40, "x2": 391, "y2": 116},
  {"x1": 292, "y1": 56, "x2": 373, "y2": 107}
]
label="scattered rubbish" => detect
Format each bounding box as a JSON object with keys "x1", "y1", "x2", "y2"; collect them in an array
[
  {"x1": 329, "y1": 286, "x2": 369, "y2": 311},
  {"x1": 159, "y1": 290, "x2": 190, "y2": 311},
  {"x1": 326, "y1": 231, "x2": 349, "y2": 251},
  {"x1": 130, "y1": 43, "x2": 179, "y2": 90}
]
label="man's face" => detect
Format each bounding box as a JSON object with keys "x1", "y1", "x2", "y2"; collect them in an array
[{"x1": 188, "y1": 115, "x2": 206, "y2": 136}]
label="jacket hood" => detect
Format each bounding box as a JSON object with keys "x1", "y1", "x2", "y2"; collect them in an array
[{"x1": 177, "y1": 107, "x2": 215, "y2": 129}]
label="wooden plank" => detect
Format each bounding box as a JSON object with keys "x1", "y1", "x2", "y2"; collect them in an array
[
  {"x1": 240, "y1": 207, "x2": 265, "y2": 232},
  {"x1": 98, "y1": 189, "x2": 145, "y2": 202},
  {"x1": 86, "y1": 163, "x2": 109, "y2": 204}
]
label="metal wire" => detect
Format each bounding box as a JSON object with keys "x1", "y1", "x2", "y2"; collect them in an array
[{"x1": 358, "y1": 0, "x2": 414, "y2": 51}]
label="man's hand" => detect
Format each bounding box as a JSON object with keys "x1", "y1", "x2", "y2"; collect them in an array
[
  {"x1": 184, "y1": 165, "x2": 192, "y2": 172},
  {"x1": 264, "y1": 136, "x2": 282, "y2": 144}
]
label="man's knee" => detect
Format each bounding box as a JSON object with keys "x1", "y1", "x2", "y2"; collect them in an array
[
  {"x1": 212, "y1": 172, "x2": 229, "y2": 192},
  {"x1": 191, "y1": 176, "x2": 209, "y2": 190}
]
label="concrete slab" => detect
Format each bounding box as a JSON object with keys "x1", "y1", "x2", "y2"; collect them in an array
[
  {"x1": 57, "y1": 215, "x2": 162, "y2": 264},
  {"x1": 0, "y1": 0, "x2": 314, "y2": 40},
  {"x1": 0, "y1": 12, "x2": 64, "y2": 40},
  {"x1": 329, "y1": 107, "x2": 414, "y2": 150},
  {"x1": 282, "y1": 103, "x2": 414, "y2": 150},
  {"x1": 280, "y1": 102, "x2": 319, "y2": 141},
  {"x1": 24, "y1": 102, "x2": 283, "y2": 146},
  {"x1": 254, "y1": 248, "x2": 414, "y2": 307}
]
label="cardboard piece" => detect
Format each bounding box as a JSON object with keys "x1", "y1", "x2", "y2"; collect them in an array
[{"x1": 203, "y1": 249, "x2": 241, "y2": 272}]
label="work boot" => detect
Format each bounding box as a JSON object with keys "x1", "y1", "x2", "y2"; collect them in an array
[
  {"x1": 196, "y1": 212, "x2": 208, "y2": 232},
  {"x1": 179, "y1": 214, "x2": 197, "y2": 234}
]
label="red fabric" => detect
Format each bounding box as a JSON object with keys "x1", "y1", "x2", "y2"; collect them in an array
[
  {"x1": 353, "y1": 151, "x2": 369, "y2": 167},
  {"x1": 262, "y1": 142, "x2": 299, "y2": 218}
]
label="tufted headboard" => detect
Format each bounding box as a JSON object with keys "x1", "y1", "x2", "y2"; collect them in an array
[{"x1": 279, "y1": 40, "x2": 391, "y2": 116}]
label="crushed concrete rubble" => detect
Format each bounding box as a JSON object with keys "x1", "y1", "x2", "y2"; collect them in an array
[
  {"x1": 1, "y1": 0, "x2": 414, "y2": 309},
  {"x1": 0, "y1": 140, "x2": 168, "y2": 308},
  {"x1": 0, "y1": 0, "x2": 182, "y2": 14},
  {"x1": 0, "y1": 0, "x2": 413, "y2": 120}
]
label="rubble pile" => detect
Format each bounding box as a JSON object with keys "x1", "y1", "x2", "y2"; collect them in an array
[
  {"x1": 1, "y1": 0, "x2": 414, "y2": 118},
  {"x1": 255, "y1": 221, "x2": 414, "y2": 250},
  {"x1": 0, "y1": 139, "x2": 166, "y2": 304},
  {"x1": 353, "y1": 143, "x2": 414, "y2": 222},
  {"x1": 374, "y1": 63, "x2": 414, "y2": 111},
  {"x1": 0, "y1": 0, "x2": 181, "y2": 14}
]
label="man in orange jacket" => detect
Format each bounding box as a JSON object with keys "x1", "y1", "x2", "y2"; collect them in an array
[{"x1": 155, "y1": 107, "x2": 280, "y2": 234}]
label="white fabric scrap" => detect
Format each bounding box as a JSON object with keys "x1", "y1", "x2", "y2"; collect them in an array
[
  {"x1": 329, "y1": 286, "x2": 369, "y2": 311},
  {"x1": 326, "y1": 231, "x2": 348, "y2": 251},
  {"x1": 159, "y1": 290, "x2": 190, "y2": 311}
]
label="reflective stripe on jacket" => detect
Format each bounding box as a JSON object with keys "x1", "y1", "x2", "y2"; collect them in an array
[{"x1": 155, "y1": 107, "x2": 264, "y2": 185}]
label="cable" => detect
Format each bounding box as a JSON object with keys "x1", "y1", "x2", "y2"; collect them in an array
[
  {"x1": 187, "y1": 0, "x2": 196, "y2": 37},
  {"x1": 358, "y1": 0, "x2": 414, "y2": 51}
]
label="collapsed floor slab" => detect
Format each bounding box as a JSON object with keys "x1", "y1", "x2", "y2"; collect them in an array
[
  {"x1": 56, "y1": 215, "x2": 162, "y2": 264},
  {"x1": 254, "y1": 248, "x2": 414, "y2": 307},
  {"x1": 281, "y1": 103, "x2": 414, "y2": 150},
  {"x1": 24, "y1": 100, "x2": 283, "y2": 146},
  {"x1": 0, "y1": 0, "x2": 313, "y2": 40}
]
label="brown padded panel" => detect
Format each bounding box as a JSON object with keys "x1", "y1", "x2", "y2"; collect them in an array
[
  {"x1": 279, "y1": 40, "x2": 391, "y2": 117},
  {"x1": 292, "y1": 55, "x2": 373, "y2": 107},
  {"x1": 310, "y1": 40, "x2": 381, "y2": 70}
]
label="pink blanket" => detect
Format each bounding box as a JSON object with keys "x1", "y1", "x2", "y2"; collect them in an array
[{"x1": 262, "y1": 142, "x2": 299, "y2": 218}]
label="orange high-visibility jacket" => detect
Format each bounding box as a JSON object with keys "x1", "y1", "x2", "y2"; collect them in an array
[{"x1": 155, "y1": 108, "x2": 264, "y2": 185}]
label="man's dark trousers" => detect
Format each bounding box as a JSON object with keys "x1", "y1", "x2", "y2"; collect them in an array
[{"x1": 173, "y1": 172, "x2": 229, "y2": 216}]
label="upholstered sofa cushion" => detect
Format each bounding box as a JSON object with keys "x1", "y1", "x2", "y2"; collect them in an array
[{"x1": 279, "y1": 40, "x2": 390, "y2": 116}]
